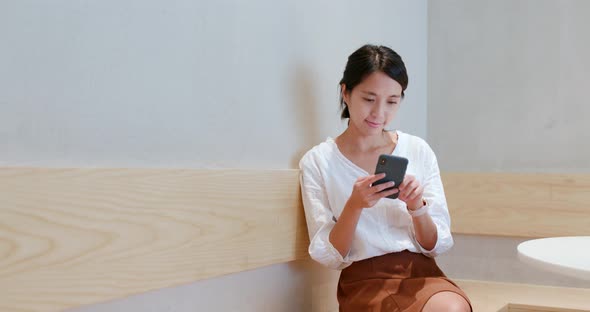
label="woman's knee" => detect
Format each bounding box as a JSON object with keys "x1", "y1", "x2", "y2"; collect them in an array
[{"x1": 422, "y1": 291, "x2": 471, "y2": 312}]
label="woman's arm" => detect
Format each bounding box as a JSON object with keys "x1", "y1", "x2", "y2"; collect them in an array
[
  {"x1": 301, "y1": 157, "x2": 396, "y2": 269},
  {"x1": 330, "y1": 174, "x2": 398, "y2": 257},
  {"x1": 329, "y1": 200, "x2": 363, "y2": 257},
  {"x1": 399, "y1": 141, "x2": 454, "y2": 257},
  {"x1": 409, "y1": 201, "x2": 437, "y2": 251},
  {"x1": 399, "y1": 175, "x2": 438, "y2": 251}
]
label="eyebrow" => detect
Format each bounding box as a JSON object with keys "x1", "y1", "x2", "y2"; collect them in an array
[{"x1": 361, "y1": 91, "x2": 401, "y2": 98}]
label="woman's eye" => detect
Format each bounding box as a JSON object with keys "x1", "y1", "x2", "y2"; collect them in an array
[
  {"x1": 363, "y1": 98, "x2": 375, "y2": 102},
  {"x1": 388, "y1": 102, "x2": 398, "y2": 105}
]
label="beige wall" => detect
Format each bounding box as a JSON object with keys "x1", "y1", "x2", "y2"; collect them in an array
[
  {"x1": 0, "y1": 0, "x2": 428, "y2": 311},
  {"x1": 428, "y1": 0, "x2": 590, "y2": 173},
  {"x1": 0, "y1": 0, "x2": 429, "y2": 170},
  {"x1": 429, "y1": 0, "x2": 590, "y2": 288}
]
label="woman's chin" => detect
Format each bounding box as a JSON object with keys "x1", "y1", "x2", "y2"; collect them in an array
[
  {"x1": 362, "y1": 127, "x2": 383, "y2": 135},
  {"x1": 350, "y1": 121, "x2": 384, "y2": 135}
]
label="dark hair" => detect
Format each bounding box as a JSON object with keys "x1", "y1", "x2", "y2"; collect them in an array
[{"x1": 339, "y1": 44, "x2": 408, "y2": 119}]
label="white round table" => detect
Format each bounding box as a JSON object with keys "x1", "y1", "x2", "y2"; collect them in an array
[{"x1": 517, "y1": 236, "x2": 590, "y2": 280}]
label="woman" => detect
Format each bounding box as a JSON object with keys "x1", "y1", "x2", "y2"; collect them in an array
[{"x1": 299, "y1": 44, "x2": 472, "y2": 311}]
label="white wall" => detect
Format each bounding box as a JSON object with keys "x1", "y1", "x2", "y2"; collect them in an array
[
  {"x1": 0, "y1": 0, "x2": 429, "y2": 310},
  {"x1": 428, "y1": 0, "x2": 590, "y2": 173},
  {"x1": 429, "y1": 0, "x2": 590, "y2": 288},
  {"x1": 0, "y1": 0, "x2": 428, "y2": 170}
]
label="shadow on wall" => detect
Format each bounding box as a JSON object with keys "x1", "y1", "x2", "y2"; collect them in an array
[
  {"x1": 288, "y1": 65, "x2": 343, "y2": 311},
  {"x1": 287, "y1": 258, "x2": 341, "y2": 312},
  {"x1": 290, "y1": 63, "x2": 323, "y2": 169}
]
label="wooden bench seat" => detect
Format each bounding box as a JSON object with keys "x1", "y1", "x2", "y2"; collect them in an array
[{"x1": 457, "y1": 279, "x2": 590, "y2": 312}]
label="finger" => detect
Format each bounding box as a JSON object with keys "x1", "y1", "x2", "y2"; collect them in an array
[
  {"x1": 356, "y1": 175, "x2": 375, "y2": 190},
  {"x1": 371, "y1": 187, "x2": 399, "y2": 200},
  {"x1": 399, "y1": 180, "x2": 416, "y2": 199},
  {"x1": 357, "y1": 176, "x2": 369, "y2": 184},
  {"x1": 372, "y1": 181, "x2": 395, "y2": 193},
  {"x1": 401, "y1": 177, "x2": 421, "y2": 197},
  {"x1": 398, "y1": 175, "x2": 415, "y2": 190},
  {"x1": 406, "y1": 185, "x2": 424, "y2": 202},
  {"x1": 383, "y1": 187, "x2": 400, "y2": 198},
  {"x1": 367, "y1": 173, "x2": 387, "y2": 185},
  {"x1": 398, "y1": 188, "x2": 412, "y2": 202}
]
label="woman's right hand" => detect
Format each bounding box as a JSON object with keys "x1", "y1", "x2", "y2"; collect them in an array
[{"x1": 347, "y1": 173, "x2": 398, "y2": 211}]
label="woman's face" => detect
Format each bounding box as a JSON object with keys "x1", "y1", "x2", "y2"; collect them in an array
[{"x1": 342, "y1": 71, "x2": 402, "y2": 135}]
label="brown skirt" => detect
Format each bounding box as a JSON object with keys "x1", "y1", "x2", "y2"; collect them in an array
[{"x1": 337, "y1": 250, "x2": 471, "y2": 312}]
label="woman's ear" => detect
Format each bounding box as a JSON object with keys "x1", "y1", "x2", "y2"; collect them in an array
[{"x1": 341, "y1": 84, "x2": 350, "y2": 106}]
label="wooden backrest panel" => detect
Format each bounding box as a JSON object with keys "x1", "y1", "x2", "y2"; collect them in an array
[
  {"x1": 443, "y1": 173, "x2": 590, "y2": 238},
  {"x1": 2, "y1": 168, "x2": 588, "y2": 311},
  {"x1": 0, "y1": 168, "x2": 309, "y2": 311}
]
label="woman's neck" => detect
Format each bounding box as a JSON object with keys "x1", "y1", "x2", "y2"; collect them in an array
[{"x1": 337, "y1": 126, "x2": 395, "y2": 154}]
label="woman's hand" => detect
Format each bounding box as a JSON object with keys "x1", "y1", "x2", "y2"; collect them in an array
[
  {"x1": 347, "y1": 173, "x2": 398, "y2": 210},
  {"x1": 398, "y1": 174, "x2": 424, "y2": 211}
]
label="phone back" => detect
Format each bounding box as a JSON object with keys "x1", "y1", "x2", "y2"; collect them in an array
[{"x1": 373, "y1": 154, "x2": 408, "y2": 199}]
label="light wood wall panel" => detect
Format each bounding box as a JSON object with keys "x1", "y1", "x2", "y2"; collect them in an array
[
  {"x1": 0, "y1": 168, "x2": 309, "y2": 311},
  {"x1": 457, "y1": 279, "x2": 590, "y2": 312},
  {"x1": 2, "y1": 168, "x2": 589, "y2": 311},
  {"x1": 443, "y1": 173, "x2": 590, "y2": 238}
]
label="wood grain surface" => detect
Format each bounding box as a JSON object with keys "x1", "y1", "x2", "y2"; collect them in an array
[
  {"x1": 456, "y1": 279, "x2": 590, "y2": 312},
  {"x1": 0, "y1": 168, "x2": 309, "y2": 311},
  {"x1": 443, "y1": 173, "x2": 590, "y2": 238},
  {"x1": 2, "y1": 168, "x2": 589, "y2": 311}
]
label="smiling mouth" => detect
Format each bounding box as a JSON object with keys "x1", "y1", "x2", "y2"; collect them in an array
[{"x1": 366, "y1": 120, "x2": 382, "y2": 128}]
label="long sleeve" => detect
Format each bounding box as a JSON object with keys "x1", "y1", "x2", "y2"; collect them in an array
[
  {"x1": 409, "y1": 144, "x2": 454, "y2": 257},
  {"x1": 299, "y1": 156, "x2": 353, "y2": 270}
]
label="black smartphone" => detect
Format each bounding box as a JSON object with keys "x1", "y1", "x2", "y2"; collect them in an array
[{"x1": 373, "y1": 154, "x2": 408, "y2": 199}]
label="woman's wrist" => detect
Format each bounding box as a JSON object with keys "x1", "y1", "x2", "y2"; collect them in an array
[
  {"x1": 408, "y1": 198, "x2": 429, "y2": 217},
  {"x1": 407, "y1": 198, "x2": 427, "y2": 211},
  {"x1": 345, "y1": 198, "x2": 363, "y2": 213}
]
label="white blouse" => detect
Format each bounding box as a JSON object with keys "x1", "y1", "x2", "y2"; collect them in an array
[{"x1": 299, "y1": 130, "x2": 454, "y2": 270}]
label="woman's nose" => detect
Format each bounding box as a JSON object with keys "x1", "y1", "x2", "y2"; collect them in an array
[{"x1": 372, "y1": 101, "x2": 386, "y2": 116}]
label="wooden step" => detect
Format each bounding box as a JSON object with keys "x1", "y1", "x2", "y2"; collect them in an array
[{"x1": 456, "y1": 279, "x2": 590, "y2": 312}]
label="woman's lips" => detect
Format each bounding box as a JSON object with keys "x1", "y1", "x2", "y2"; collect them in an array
[{"x1": 366, "y1": 120, "x2": 381, "y2": 128}]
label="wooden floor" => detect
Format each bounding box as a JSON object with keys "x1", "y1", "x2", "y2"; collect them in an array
[
  {"x1": 508, "y1": 304, "x2": 590, "y2": 312},
  {"x1": 457, "y1": 280, "x2": 590, "y2": 312}
]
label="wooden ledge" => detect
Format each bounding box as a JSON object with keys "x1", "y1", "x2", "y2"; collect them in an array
[
  {"x1": 443, "y1": 173, "x2": 590, "y2": 238},
  {"x1": 456, "y1": 279, "x2": 590, "y2": 312}
]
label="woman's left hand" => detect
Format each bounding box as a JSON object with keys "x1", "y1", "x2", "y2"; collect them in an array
[{"x1": 397, "y1": 175, "x2": 424, "y2": 211}]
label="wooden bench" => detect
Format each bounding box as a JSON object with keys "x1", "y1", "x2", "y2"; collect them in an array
[
  {"x1": 0, "y1": 168, "x2": 588, "y2": 311},
  {"x1": 0, "y1": 168, "x2": 308, "y2": 311},
  {"x1": 457, "y1": 279, "x2": 590, "y2": 312}
]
